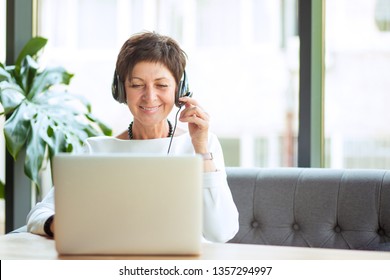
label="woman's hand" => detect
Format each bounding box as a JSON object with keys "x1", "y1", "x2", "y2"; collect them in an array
[{"x1": 178, "y1": 97, "x2": 209, "y2": 153}]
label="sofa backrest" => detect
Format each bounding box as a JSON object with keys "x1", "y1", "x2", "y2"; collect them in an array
[{"x1": 226, "y1": 167, "x2": 390, "y2": 250}]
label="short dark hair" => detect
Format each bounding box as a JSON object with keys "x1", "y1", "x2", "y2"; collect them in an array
[{"x1": 116, "y1": 31, "x2": 187, "y2": 85}]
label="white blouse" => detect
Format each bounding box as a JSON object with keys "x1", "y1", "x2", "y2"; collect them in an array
[{"x1": 26, "y1": 132, "x2": 239, "y2": 243}]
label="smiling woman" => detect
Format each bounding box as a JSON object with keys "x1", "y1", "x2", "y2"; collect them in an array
[
  {"x1": 26, "y1": 31, "x2": 239, "y2": 243},
  {"x1": 112, "y1": 31, "x2": 187, "y2": 140}
]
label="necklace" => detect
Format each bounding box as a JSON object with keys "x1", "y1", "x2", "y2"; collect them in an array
[{"x1": 128, "y1": 120, "x2": 173, "y2": 140}]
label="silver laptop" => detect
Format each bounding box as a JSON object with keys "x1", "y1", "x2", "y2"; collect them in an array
[{"x1": 52, "y1": 153, "x2": 203, "y2": 256}]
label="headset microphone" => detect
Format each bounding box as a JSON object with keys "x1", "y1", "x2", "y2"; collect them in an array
[{"x1": 168, "y1": 71, "x2": 193, "y2": 154}]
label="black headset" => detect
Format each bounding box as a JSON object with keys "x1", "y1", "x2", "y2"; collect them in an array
[{"x1": 111, "y1": 70, "x2": 192, "y2": 108}]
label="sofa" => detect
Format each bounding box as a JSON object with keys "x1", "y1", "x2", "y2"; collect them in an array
[{"x1": 226, "y1": 167, "x2": 390, "y2": 251}]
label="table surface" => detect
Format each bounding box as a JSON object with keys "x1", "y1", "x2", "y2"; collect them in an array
[{"x1": 1, "y1": 232, "x2": 390, "y2": 260}]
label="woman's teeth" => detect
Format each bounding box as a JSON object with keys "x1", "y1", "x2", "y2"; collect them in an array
[{"x1": 141, "y1": 106, "x2": 160, "y2": 111}]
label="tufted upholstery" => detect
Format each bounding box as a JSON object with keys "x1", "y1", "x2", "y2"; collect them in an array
[{"x1": 226, "y1": 167, "x2": 390, "y2": 251}]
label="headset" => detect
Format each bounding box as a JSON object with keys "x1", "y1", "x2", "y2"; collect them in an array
[{"x1": 111, "y1": 69, "x2": 193, "y2": 108}]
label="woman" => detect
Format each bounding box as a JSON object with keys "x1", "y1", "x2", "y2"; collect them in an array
[{"x1": 27, "y1": 31, "x2": 239, "y2": 243}]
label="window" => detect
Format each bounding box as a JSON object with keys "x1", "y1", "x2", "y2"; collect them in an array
[
  {"x1": 37, "y1": 0, "x2": 299, "y2": 168},
  {"x1": 0, "y1": 0, "x2": 5, "y2": 63},
  {"x1": 0, "y1": 0, "x2": 6, "y2": 235},
  {"x1": 324, "y1": 0, "x2": 390, "y2": 169}
]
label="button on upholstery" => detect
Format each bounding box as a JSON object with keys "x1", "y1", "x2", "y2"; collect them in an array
[
  {"x1": 378, "y1": 229, "x2": 385, "y2": 236},
  {"x1": 334, "y1": 226, "x2": 341, "y2": 233},
  {"x1": 251, "y1": 221, "x2": 259, "y2": 228},
  {"x1": 293, "y1": 224, "x2": 300, "y2": 231}
]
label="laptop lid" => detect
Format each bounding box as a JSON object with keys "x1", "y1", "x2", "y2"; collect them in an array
[{"x1": 52, "y1": 153, "x2": 203, "y2": 255}]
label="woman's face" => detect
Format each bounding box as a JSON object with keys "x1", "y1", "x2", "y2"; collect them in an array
[{"x1": 125, "y1": 61, "x2": 176, "y2": 126}]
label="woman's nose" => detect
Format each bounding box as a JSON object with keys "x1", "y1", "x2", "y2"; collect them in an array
[{"x1": 143, "y1": 85, "x2": 157, "y2": 101}]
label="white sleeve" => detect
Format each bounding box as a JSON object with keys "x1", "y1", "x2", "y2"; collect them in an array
[
  {"x1": 26, "y1": 187, "x2": 55, "y2": 236},
  {"x1": 26, "y1": 138, "x2": 96, "y2": 236},
  {"x1": 202, "y1": 134, "x2": 239, "y2": 243}
]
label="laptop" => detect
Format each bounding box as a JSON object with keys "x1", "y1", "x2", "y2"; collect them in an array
[{"x1": 52, "y1": 153, "x2": 203, "y2": 256}]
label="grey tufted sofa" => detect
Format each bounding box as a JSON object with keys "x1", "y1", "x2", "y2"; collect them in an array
[{"x1": 226, "y1": 167, "x2": 390, "y2": 251}]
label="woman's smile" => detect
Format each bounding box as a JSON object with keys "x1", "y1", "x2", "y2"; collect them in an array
[{"x1": 139, "y1": 105, "x2": 162, "y2": 112}]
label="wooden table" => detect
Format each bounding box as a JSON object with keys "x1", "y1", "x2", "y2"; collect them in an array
[{"x1": 1, "y1": 232, "x2": 390, "y2": 260}]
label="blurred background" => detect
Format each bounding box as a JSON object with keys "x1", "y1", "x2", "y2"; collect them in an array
[{"x1": 1, "y1": 0, "x2": 390, "y2": 234}]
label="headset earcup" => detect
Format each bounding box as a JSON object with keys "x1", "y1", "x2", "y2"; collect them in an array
[
  {"x1": 175, "y1": 71, "x2": 189, "y2": 108},
  {"x1": 175, "y1": 80, "x2": 184, "y2": 107},
  {"x1": 112, "y1": 72, "x2": 119, "y2": 101},
  {"x1": 117, "y1": 80, "x2": 125, "y2": 103},
  {"x1": 112, "y1": 71, "x2": 126, "y2": 103}
]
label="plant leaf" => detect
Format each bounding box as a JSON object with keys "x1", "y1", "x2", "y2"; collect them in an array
[
  {"x1": 72, "y1": 94, "x2": 92, "y2": 112},
  {"x1": 4, "y1": 102, "x2": 32, "y2": 160},
  {"x1": 34, "y1": 90, "x2": 86, "y2": 115},
  {"x1": 20, "y1": 56, "x2": 39, "y2": 94},
  {"x1": 45, "y1": 125, "x2": 66, "y2": 157},
  {"x1": 24, "y1": 115, "x2": 47, "y2": 187},
  {"x1": 27, "y1": 67, "x2": 73, "y2": 99},
  {"x1": 15, "y1": 37, "x2": 48, "y2": 74},
  {"x1": 0, "y1": 64, "x2": 12, "y2": 82},
  {"x1": 37, "y1": 114, "x2": 69, "y2": 157},
  {"x1": 86, "y1": 113, "x2": 113, "y2": 136},
  {"x1": 2, "y1": 36, "x2": 112, "y2": 195},
  {"x1": 0, "y1": 81, "x2": 26, "y2": 115}
]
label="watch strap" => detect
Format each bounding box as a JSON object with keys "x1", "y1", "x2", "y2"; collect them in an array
[
  {"x1": 44, "y1": 215, "x2": 55, "y2": 238},
  {"x1": 199, "y1": 152, "x2": 213, "y2": 160}
]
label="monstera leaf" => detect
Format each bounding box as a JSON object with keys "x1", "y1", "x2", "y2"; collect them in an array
[{"x1": 0, "y1": 37, "x2": 112, "y2": 197}]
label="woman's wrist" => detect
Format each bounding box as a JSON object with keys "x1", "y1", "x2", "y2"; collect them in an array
[
  {"x1": 198, "y1": 152, "x2": 218, "y2": 172},
  {"x1": 192, "y1": 137, "x2": 208, "y2": 153},
  {"x1": 203, "y1": 158, "x2": 218, "y2": 172}
]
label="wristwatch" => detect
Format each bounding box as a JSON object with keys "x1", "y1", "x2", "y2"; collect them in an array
[
  {"x1": 199, "y1": 152, "x2": 213, "y2": 160},
  {"x1": 44, "y1": 215, "x2": 55, "y2": 238}
]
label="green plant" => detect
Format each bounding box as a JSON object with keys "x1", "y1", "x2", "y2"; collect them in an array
[{"x1": 0, "y1": 37, "x2": 112, "y2": 197}]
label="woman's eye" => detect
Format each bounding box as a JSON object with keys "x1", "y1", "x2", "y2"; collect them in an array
[
  {"x1": 131, "y1": 84, "x2": 143, "y2": 88},
  {"x1": 157, "y1": 84, "x2": 168, "y2": 88}
]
